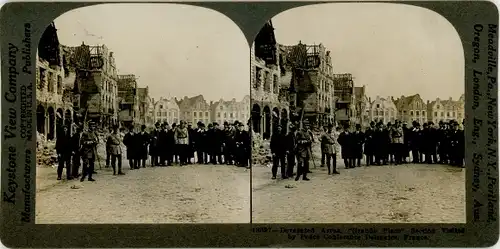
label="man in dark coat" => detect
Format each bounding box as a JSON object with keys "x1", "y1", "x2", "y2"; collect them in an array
[
  {"x1": 56, "y1": 125, "x2": 72, "y2": 180},
  {"x1": 187, "y1": 123, "x2": 195, "y2": 164},
  {"x1": 270, "y1": 125, "x2": 288, "y2": 179},
  {"x1": 338, "y1": 124, "x2": 352, "y2": 168},
  {"x1": 107, "y1": 125, "x2": 125, "y2": 175},
  {"x1": 123, "y1": 125, "x2": 136, "y2": 169},
  {"x1": 373, "y1": 122, "x2": 386, "y2": 165},
  {"x1": 351, "y1": 124, "x2": 365, "y2": 167},
  {"x1": 364, "y1": 121, "x2": 376, "y2": 166},
  {"x1": 71, "y1": 125, "x2": 83, "y2": 179},
  {"x1": 158, "y1": 123, "x2": 169, "y2": 166},
  {"x1": 410, "y1": 121, "x2": 422, "y2": 163},
  {"x1": 437, "y1": 121, "x2": 450, "y2": 164},
  {"x1": 295, "y1": 120, "x2": 313, "y2": 181},
  {"x1": 402, "y1": 122, "x2": 410, "y2": 163},
  {"x1": 80, "y1": 122, "x2": 99, "y2": 182},
  {"x1": 449, "y1": 120, "x2": 464, "y2": 167},
  {"x1": 150, "y1": 122, "x2": 162, "y2": 166},
  {"x1": 105, "y1": 127, "x2": 113, "y2": 168},
  {"x1": 234, "y1": 121, "x2": 251, "y2": 168},
  {"x1": 135, "y1": 125, "x2": 150, "y2": 168},
  {"x1": 214, "y1": 122, "x2": 224, "y2": 164},
  {"x1": 285, "y1": 124, "x2": 298, "y2": 178},
  {"x1": 165, "y1": 123, "x2": 176, "y2": 166}
]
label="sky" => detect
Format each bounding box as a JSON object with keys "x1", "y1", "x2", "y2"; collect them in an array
[
  {"x1": 54, "y1": 4, "x2": 249, "y2": 102},
  {"x1": 271, "y1": 3, "x2": 465, "y2": 102}
]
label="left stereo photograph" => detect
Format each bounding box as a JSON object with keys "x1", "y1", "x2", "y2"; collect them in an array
[{"x1": 34, "y1": 3, "x2": 251, "y2": 224}]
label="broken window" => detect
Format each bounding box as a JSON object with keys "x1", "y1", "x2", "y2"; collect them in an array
[
  {"x1": 38, "y1": 67, "x2": 46, "y2": 90},
  {"x1": 255, "y1": 67, "x2": 262, "y2": 88},
  {"x1": 48, "y1": 72, "x2": 54, "y2": 92},
  {"x1": 263, "y1": 71, "x2": 271, "y2": 92},
  {"x1": 273, "y1": 74, "x2": 278, "y2": 93}
]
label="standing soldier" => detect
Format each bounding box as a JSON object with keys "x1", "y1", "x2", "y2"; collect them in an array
[
  {"x1": 295, "y1": 120, "x2": 313, "y2": 181},
  {"x1": 56, "y1": 125, "x2": 72, "y2": 180},
  {"x1": 270, "y1": 125, "x2": 287, "y2": 179},
  {"x1": 105, "y1": 127, "x2": 113, "y2": 168},
  {"x1": 150, "y1": 122, "x2": 162, "y2": 166},
  {"x1": 351, "y1": 124, "x2": 365, "y2": 167},
  {"x1": 285, "y1": 124, "x2": 298, "y2": 178},
  {"x1": 321, "y1": 124, "x2": 339, "y2": 175},
  {"x1": 338, "y1": 124, "x2": 352, "y2": 169},
  {"x1": 80, "y1": 122, "x2": 99, "y2": 182},
  {"x1": 364, "y1": 121, "x2": 376, "y2": 166},
  {"x1": 123, "y1": 125, "x2": 136, "y2": 170},
  {"x1": 135, "y1": 125, "x2": 150, "y2": 169},
  {"x1": 449, "y1": 121, "x2": 463, "y2": 167},
  {"x1": 158, "y1": 123, "x2": 169, "y2": 166},
  {"x1": 107, "y1": 125, "x2": 125, "y2": 175},
  {"x1": 391, "y1": 121, "x2": 405, "y2": 165},
  {"x1": 175, "y1": 120, "x2": 190, "y2": 166},
  {"x1": 71, "y1": 125, "x2": 83, "y2": 179}
]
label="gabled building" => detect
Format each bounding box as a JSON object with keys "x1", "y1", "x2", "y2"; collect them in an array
[
  {"x1": 211, "y1": 95, "x2": 250, "y2": 127},
  {"x1": 117, "y1": 74, "x2": 139, "y2": 128},
  {"x1": 333, "y1": 73, "x2": 355, "y2": 128},
  {"x1": 177, "y1": 95, "x2": 211, "y2": 125},
  {"x1": 426, "y1": 94, "x2": 464, "y2": 124},
  {"x1": 152, "y1": 97, "x2": 180, "y2": 125},
  {"x1": 353, "y1": 86, "x2": 369, "y2": 127},
  {"x1": 369, "y1": 96, "x2": 398, "y2": 124},
  {"x1": 393, "y1": 94, "x2": 427, "y2": 124}
]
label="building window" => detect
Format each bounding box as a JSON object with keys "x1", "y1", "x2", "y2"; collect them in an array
[
  {"x1": 441, "y1": 112, "x2": 444, "y2": 117},
  {"x1": 422, "y1": 111, "x2": 425, "y2": 115},
  {"x1": 157, "y1": 112, "x2": 161, "y2": 116},
  {"x1": 199, "y1": 112, "x2": 202, "y2": 117},
  {"x1": 224, "y1": 113, "x2": 227, "y2": 118},
  {"x1": 410, "y1": 111, "x2": 414, "y2": 116},
  {"x1": 217, "y1": 112, "x2": 221, "y2": 118},
  {"x1": 447, "y1": 112, "x2": 450, "y2": 117},
  {"x1": 376, "y1": 104, "x2": 380, "y2": 108},
  {"x1": 160, "y1": 105, "x2": 163, "y2": 109},
  {"x1": 205, "y1": 112, "x2": 209, "y2": 117},
  {"x1": 434, "y1": 112, "x2": 438, "y2": 117},
  {"x1": 416, "y1": 111, "x2": 420, "y2": 116},
  {"x1": 452, "y1": 112, "x2": 455, "y2": 116},
  {"x1": 255, "y1": 67, "x2": 262, "y2": 88},
  {"x1": 230, "y1": 113, "x2": 234, "y2": 118},
  {"x1": 194, "y1": 112, "x2": 197, "y2": 117}
]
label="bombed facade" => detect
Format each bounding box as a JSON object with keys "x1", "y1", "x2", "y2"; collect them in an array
[
  {"x1": 117, "y1": 74, "x2": 139, "y2": 128},
  {"x1": 333, "y1": 73, "x2": 356, "y2": 127}
]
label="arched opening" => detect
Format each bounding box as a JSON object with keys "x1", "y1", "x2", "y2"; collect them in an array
[
  {"x1": 56, "y1": 108, "x2": 64, "y2": 136},
  {"x1": 47, "y1": 107, "x2": 55, "y2": 140},
  {"x1": 281, "y1": 109, "x2": 288, "y2": 134},
  {"x1": 263, "y1": 106, "x2": 271, "y2": 140},
  {"x1": 251, "y1": 104, "x2": 261, "y2": 134},
  {"x1": 36, "y1": 105, "x2": 45, "y2": 134},
  {"x1": 272, "y1": 107, "x2": 280, "y2": 135}
]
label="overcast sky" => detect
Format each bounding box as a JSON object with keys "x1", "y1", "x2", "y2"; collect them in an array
[
  {"x1": 54, "y1": 4, "x2": 249, "y2": 101},
  {"x1": 272, "y1": 3, "x2": 465, "y2": 102}
]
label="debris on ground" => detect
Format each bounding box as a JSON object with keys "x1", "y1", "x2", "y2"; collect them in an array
[
  {"x1": 37, "y1": 132, "x2": 58, "y2": 168},
  {"x1": 284, "y1": 184, "x2": 295, "y2": 189},
  {"x1": 252, "y1": 132, "x2": 271, "y2": 167}
]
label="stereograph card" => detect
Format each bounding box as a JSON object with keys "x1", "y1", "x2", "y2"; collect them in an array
[{"x1": 0, "y1": 0, "x2": 498, "y2": 247}]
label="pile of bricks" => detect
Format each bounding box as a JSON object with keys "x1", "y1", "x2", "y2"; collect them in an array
[
  {"x1": 251, "y1": 132, "x2": 272, "y2": 167},
  {"x1": 36, "y1": 132, "x2": 58, "y2": 168}
]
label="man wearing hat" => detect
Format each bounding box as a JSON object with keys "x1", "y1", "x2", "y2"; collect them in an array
[
  {"x1": 410, "y1": 121, "x2": 422, "y2": 163},
  {"x1": 285, "y1": 123, "x2": 298, "y2": 178},
  {"x1": 175, "y1": 120, "x2": 190, "y2": 166},
  {"x1": 449, "y1": 120, "x2": 463, "y2": 166},
  {"x1": 194, "y1": 121, "x2": 205, "y2": 164},
  {"x1": 150, "y1": 122, "x2": 162, "y2": 166},
  {"x1": 70, "y1": 125, "x2": 83, "y2": 179},
  {"x1": 234, "y1": 121, "x2": 250, "y2": 167},
  {"x1": 364, "y1": 121, "x2": 376, "y2": 166},
  {"x1": 351, "y1": 124, "x2": 365, "y2": 167},
  {"x1": 338, "y1": 123, "x2": 353, "y2": 168},
  {"x1": 56, "y1": 125, "x2": 73, "y2": 180},
  {"x1": 391, "y1": 121, "x2": 405, "y2": 165},
  {"x1": 107, "y1": 125, "x2": 125, "y2": 175},
  {"x1": 373, "y1": 121, "x2": 386, "y2": 165},
  {"x1": 135, "y1": 124, "x2": 150, "y2": 169},
  {"x1": 158, "y1": 122, "x2": 169, "y2": 166},
  {"x1": 295, "y1": 119, "x2": 313, "y2": 181},
  {"x1": 437, "y1": 121, "x2": 450, "y2": 164},
  {"x1": 223, "y1": 121, "x2": 235, "y2": 165},
  {"x1": 80, "y1": 122, "x2": 99, "y2": 182},
  {"x1": 402, "y1": 121, "x2": 410, "y2": 163},
  {"x1": 270, "y1": 125, "x2": 288, "y2": 179},
  {"x1": 123, "y1": 125, "x2": 137, "y2": 169},
  {"x1": 320, "y1": 123, "x2": 340, "y2": 174}
]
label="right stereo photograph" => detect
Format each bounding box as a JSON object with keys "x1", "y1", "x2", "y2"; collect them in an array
[{"x1": 250, "y1": 3, "x2": 466, "y2": 224}]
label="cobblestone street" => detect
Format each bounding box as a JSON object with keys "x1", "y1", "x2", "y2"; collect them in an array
[
  {"x1": 36, "y1": 160, "x2": 250, "y2": 224},
  {"x1": 252, "y1": 146, "x2": 466, "y2": 223}
]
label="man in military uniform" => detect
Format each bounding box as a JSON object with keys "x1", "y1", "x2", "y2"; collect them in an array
[
  {"x1": 364, "y1": 121, "x2": 376, "y2": 166},
  {"x1": 123, "y1": 125, "x2": 136, "y2": 169},
  {"x1": 107, "y1": 125, "x2": 125, "y2": 175},
  {"x1": 175, "y1": 120, "x2": 190, "y2": 166},
  {"x1": 80, "y1": 122, "x2": 99, "y2": 182},
  {"x1": 270, "y1": 125, "x2": 288, "y2": 179},
  {"x1": 351, "y1": 124, "x2": 365, "y2": 167},
  {"x1": 321, "y1": 123, "x2": 339, "y2": 175},
  {"x1": 295, "y1": 120, "x2": 313, "y2": 181}
]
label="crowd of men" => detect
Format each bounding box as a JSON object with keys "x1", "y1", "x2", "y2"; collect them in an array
[
  {"x1": 269, "y1": 119, "x2": 466, "y2": 182},
  {"x1": 53, "y1": 120, "x2": 251, "y2": 182}
]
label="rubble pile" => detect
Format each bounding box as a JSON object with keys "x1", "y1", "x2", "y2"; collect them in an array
[
  {"x1": 251, "y1": 132, "x2": 272, "y2": 167},
  {"x1": 36, "y1": 132, "x2": 58, "y2": 168}
]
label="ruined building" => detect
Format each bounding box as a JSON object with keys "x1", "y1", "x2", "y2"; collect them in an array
[
  {"x1": 36, "y1": 22, "x2": 74, "y2": 140},
  {"x1": 353, "y1": 86, "x2": 370, "y2": 127},
  {"x1": 333, "y1": 73, "x2": 355, "y2": 128},
  {"x1": 137, "y1": 87, "x2": 150, "y2": 126},
  {"x1": 69, "y1": 43, "x2": 119, "y2": 127},
  {"x1": 283, "y1": 42, "x2": 335, "y2": 128},
  {"x1": 251, "y1": 21, "x2": 289, "y2": 139},
  {"x1": 117, "y1": 74, "x2": 139, "y2": 128}
]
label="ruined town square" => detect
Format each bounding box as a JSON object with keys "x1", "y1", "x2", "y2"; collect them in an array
[
  {"x1": 250, "y1": 4, "x2": 466, "y2": 224},
  {"x1": 35, "y1": 4, "x2": 251, "y2": 223}
]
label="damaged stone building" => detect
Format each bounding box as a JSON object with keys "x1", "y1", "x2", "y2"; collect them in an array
[
  {"x1": 176, "y1": 95, "x2": 212, "y2": 125},
  {"x1": 136, "y1": 87, "x2": 151, "y2": 126},
  {"x1": 117, "y1": 74, "x2": 139, "y2": 128},
  {"x1": 333, "y1": 73, "x2": 356, "y2": 128},
  {"x1": 353, "y1": 85, "x2": 370, "y2": 127},
  {"x1": 36, "y1": 22, "x2": 74, "y2": 140},
  {"x1": 250, "y1": 21, "x2": 290, "y2": 139},
  {"x1": 69, "y1": 43, "x2": 119, "y2": 127},
  {"x1": 281, "y1": 42, "x2": 335, "y2": 129},
  {"x1": 210, "y1": 95, "x2": 251, "y2": 126}
]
